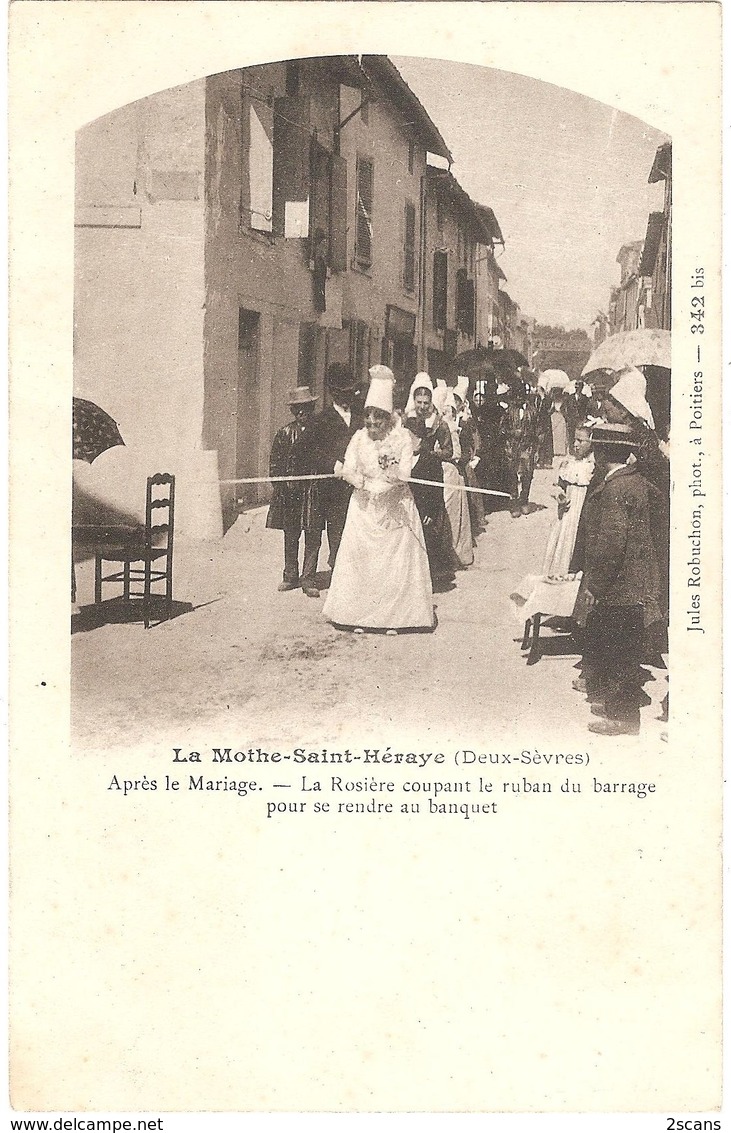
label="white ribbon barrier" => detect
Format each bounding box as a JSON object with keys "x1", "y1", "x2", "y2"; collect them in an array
[{"x1": 220, "y1": 473, "x2": 511, "y2": 499}]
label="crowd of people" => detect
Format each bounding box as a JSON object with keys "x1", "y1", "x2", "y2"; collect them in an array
[{"x1": 266, "y1": 357, "x2": 670, "y2": 737}]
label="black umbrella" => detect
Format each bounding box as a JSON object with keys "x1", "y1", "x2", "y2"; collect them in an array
[
  {"x1": 72, "y1": 397, "x2": 125, "y2": 463},
  {"x1": 489, "y1": 348, "x2": 531, "y2": 372}
]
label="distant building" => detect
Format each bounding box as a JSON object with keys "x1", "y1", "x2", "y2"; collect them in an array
[
  {"x1": 532, "y1": 326, "x2": 592, "y2": 382},
  {"x1": 473, "y1": 204, "x2": 505, "y2": 349},
  {"x1": 610, "y1": 240, "x2": 645, "y2": 333},
  {"x1": 639, "y1": 142, "x2": 671, "y2": 330},
  {"x1": 497, "y1": 289, "x2": 518, "y2": 350},
  {"x1": 420, "y1": 169, "x2": 498, "y2": 383}
]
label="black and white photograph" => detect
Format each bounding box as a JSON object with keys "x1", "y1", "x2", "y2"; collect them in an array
[
  {"x1": 8, "y1": 1, "x2": 722, "y2": 1120},
  {"x1": 71, "y1": 53, "x2": 672, "y2": 752}
]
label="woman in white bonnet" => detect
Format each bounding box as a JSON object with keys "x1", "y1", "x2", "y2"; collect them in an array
[{"x1": 322, "y1": 365, "x2": 435, "y2": 633}]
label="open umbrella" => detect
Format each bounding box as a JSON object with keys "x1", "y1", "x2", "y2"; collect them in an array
[
  {"x1": 540, "y1": 369, "x2": 570, "y2": 391},
  {"x1": 73, "y1": 397, "x2": 125, "y2": 463},
  {"x1": 582, "y1": 328, "x2": 670, "y2": 376}
]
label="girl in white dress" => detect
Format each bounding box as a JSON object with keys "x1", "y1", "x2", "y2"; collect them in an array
[
  {"x1": 542, "y1": 424, "x2": 595, "y2": 578},
  {"x1": 323, "y1": 366, "x2": 435, "y2": 632}
]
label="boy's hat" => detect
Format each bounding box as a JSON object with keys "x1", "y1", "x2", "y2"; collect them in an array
[{"x1": 591, "y1": 422, "x2": 636, "y2": 446}]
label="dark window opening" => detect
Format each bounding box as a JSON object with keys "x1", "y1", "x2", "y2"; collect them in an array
[
  {"x1": 403, "y1": 201, "x2": 416, "y2": 292},
  {"x1": 433, "y1": 249, "x2": 448, "y2": 331},
  {"x1": 286, "y1": 62, "x2": 300, "y2": 97}
]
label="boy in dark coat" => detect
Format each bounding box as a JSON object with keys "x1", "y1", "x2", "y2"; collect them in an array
[
  {"x1": 266, "y1": 387, "x2": 323, "y2": 597},
  {"x1": 404, "y1": 417, "x2": 455, "y2": 587},
  {"x1": 305, "y1": 363, "x2": 363, "y2": 578},
  {"x1": 570, "y1": 423, "x2": 663, "y2": 735}
]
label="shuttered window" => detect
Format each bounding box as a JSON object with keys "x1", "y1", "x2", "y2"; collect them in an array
[
  {"x1": 457, "y1": 269, "x2": 475, "y2": 337},
  {"x1": 403, "y1": 201, "x2": 416, "y2": 292},
  {"x1": 433, "y1": 250, "x2": 448, "y2": 330},
  {"x1": 355, "y1": 156, "x2": 374, "y2": 268}
]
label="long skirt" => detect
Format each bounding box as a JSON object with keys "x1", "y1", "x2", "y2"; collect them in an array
[
  {"x1": 443, "y1": 463, "x2": 473, "y2": 568},
  {"x1": 323, "y1": 484, "x2": 434, "y2": 629},
  {"x1": 542, "y1": 483, "x2": 588, "y2": 577}
]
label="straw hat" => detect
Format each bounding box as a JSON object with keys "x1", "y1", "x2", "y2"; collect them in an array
[
  {"x1": 365, "y1": 365, "x2": 395, "y2": 413},
  {"x1": 288, "y1": 386, "x2": 317, "y2": 405}
]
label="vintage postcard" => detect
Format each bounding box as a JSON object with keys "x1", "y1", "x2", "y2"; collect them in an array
[{"x1": 7, "y1": 0, "x2": 723, "y2": 1121}]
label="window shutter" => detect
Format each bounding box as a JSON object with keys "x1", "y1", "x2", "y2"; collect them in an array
[
  {"x1": 457, "y1": 270, "x2": 475, "y2": 336},
  {"x1": 329, "y1": 154, "x2": 348, "y2": 272},
  {"x1": 272, "y1": 96, "x2": 310, "y2": 238},
  {"x1": 309, "y1": 138, "x2": 331, "y2": 251},
  {"x1": 403, "y1": 202, "x2": 416, "y2": 292},
  {"x1": 465, "y1": 277, "x2": 475, "y2": 337},
  {"x1": 433, "y1": 250, "x2": 448, "y2": 330},
  {"x1": 355, "y1": 157, "x2": 374, "y2": 267},
  {"x1": 249, "y1": 103, "x2": 274, "y2": 232}
]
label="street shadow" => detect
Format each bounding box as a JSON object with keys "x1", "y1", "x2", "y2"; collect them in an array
[
  {"x1": 520, "y1": 632, "x2": 580, "y2": 666},
  {"x1": 72, "y1": 596, "x2": 197, "y2": 634}
]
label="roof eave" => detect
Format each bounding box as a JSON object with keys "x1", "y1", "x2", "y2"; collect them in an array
[{"x1": 362, "y1": 56, "x2": 453, "y2": 163}]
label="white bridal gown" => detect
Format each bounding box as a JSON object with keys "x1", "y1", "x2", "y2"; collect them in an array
[{"x1": 323, "y1": 424, "x2": 434, "y2": 630}]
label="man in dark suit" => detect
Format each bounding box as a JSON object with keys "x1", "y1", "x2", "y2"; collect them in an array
[
  {"x1": 306, "y1": 363, "x2": 363, "y2": 587},
  {"x1": 564, "y1": 380, "x2": 592, "y2": 453},
  {"x1": 570, "y1": 423, "x2": 663, "y2": 736},
  {"x1": 498, "y1": 379, "x2": 539, "y2": 517}
]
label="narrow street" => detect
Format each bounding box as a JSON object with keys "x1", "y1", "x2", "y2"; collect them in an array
[{"x1": 71, "y1": 469, "x2": 667, "y2": 759}]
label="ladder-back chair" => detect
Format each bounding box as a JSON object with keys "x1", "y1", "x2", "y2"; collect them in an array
[{"x1": 94, "y1": 474, "x2": 175, "y2": 628}]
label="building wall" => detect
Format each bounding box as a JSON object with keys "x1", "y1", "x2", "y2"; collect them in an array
[
  {"x1": 202, "y1": 63, "x2": 333, "y2": 525},
  {"x1": 421, "y1": 182, "x2": 478, "y2": 378},
  {"x1": 202, "y1": 61, "x2": 434, "y2": 521},
  {"x1": 337, "y1": 76, "x2": 427, "y2": 402},
  {"x1": 73, "y1": 82, "x2": 219, "y2": 538},
  {"x1": 475, "y1": 246, "x2": 500, "y2": 347}
]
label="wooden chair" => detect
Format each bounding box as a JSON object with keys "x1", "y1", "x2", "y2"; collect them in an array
[{"x1": 94, "y1": 474, "x2": 175, "y2": 628}]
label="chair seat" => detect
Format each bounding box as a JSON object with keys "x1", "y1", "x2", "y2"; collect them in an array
[{"x1": 97, "y1": 542, "x2": 169, "y2": 561}]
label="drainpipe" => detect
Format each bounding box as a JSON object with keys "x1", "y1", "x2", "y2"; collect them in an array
[{"x1": 417, "y1": 171, "x2": 428, "y2": 370}]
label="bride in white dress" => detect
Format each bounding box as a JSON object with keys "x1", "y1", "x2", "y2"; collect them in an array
[{"x1": 323, "y1": 366, "x2": 434, "y2": 632}]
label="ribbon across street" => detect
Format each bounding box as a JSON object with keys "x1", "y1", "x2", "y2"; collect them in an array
[{"x1": 219, "y1": 473, "x2": 511, "y2": 498}]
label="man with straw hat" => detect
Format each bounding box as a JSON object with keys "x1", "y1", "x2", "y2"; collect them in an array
[{"x1": 266, "y1": 385, "x2": 323, "y2": 598}]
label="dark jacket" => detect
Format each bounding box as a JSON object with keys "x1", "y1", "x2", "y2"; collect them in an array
[
  {"x1": 266, "y1": 420, "x2": 322, "y2": 532},
  {"x1": 570, "y1": 463, "x2": 663, "y2": 625},
  {"x1": 499, "y1": 402, "x2": 538, "y2": 464},
  {"x1": 305, "y1": 403, "x2": 363, "y2": 522},
  {"x1": 307, "y1": 404, "x2": 362, "y2": 472},
  {"x1": 564, "y1": 391, "x2": 592, "y2": 438}
]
